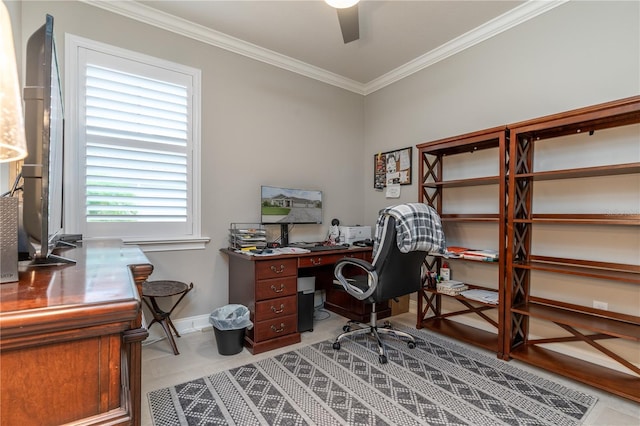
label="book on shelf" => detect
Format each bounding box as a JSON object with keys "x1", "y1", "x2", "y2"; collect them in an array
[
  {"x1": 461, "y1": 254, "x2": 498, "y2": 262},
  {"x1": 436, "y1": 280, "x2": 468, "y2": 295},
  {"x1": 435, "y1": 247, "x2": 499, "y2": 261},
  {"x1": 462, "y1": 249, "x2": 498, "y2": 258},
  {"x1": 437, "y1": 280, "x2": 465, "y2": 288},
  {"x1": 441, "y1": 246, "x2": 468, "y2": 258},
  {"x1": 459, "y1": 289, "x2": 499, "y2": 304}
]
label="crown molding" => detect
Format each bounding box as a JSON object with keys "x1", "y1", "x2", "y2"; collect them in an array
[
  {"x1": 82, "y1": 0, "x2": 567, "y2": 96},
  {"x1": 81, "y1": 0, "x2": 365, "y2": 94},
  {"x1": 363, "y1": 0, "x2": 568, "y2": 95}
]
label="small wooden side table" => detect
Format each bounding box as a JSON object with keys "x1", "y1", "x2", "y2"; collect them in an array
[{"x1": 142, "y1": 280, "x2": 193, "y2": 355}]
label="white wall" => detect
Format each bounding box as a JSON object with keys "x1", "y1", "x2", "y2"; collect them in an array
[
  {"x1": 13, "y1": 1, "x2": 639, "y2": 333},
  {"x1": 363, "y1": 0, "x2": 639, "y2": 225},
  {"x1": 363, "y1": 0, "x2": 639, "y2": 369},
  {"x1": 16, "y1": 1, "x2": 364, "y2": 323}
]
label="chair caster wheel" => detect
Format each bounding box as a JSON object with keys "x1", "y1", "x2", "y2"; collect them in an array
[
  {"x1": 343, "y1": 325, "x2": 351, "y2": 332},
  {"x1": 383, "y1": 321, "x2": 392, "y2": 328},
  {"x1": 333, "y1": 342, "x2": 341, "y2": 350},
  {"x1": 407, "y1": 341, "x2": 416, "y2": 349},
  {"x1": 379, "y1": 355, "x2": 388, "y2": 364}
]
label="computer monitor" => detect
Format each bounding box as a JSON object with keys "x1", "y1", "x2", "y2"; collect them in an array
[{"x1": 260, "y1": 185, "x2": 322, "y2": 246}]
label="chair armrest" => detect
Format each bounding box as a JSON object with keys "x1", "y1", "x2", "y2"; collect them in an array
[
  {"x1": 335, "y1": 257, "x2": 374, "y2": 272},
  {"x1": 334, "y1": 257, "x2": 378, "y2": 301}
]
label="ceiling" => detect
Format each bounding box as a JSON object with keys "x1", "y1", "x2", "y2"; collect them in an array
[{"x1": 87, "y1": 1, "x2": 564, "y2": 94}]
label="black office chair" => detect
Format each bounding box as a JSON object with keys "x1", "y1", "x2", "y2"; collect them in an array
[{"x1": 332, "y1": 203, "x2": 445, "y2": 363}]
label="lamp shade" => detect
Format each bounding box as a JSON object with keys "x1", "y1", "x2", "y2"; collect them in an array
[
  {"x1": 0, "y1": 1, "x2": 27, "y2": 163},
  {"x1": 325, "y1": 0, "x2": 360, "y2": 9}
]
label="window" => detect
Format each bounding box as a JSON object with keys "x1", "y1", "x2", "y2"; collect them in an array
[{"x1": 65, "y1": 35, "x2": 206, "y2": 250}]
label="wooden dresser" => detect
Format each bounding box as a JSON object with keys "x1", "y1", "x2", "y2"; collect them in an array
[{"x1": 0, "y1": 240, "x2": 153, "y2": 426}]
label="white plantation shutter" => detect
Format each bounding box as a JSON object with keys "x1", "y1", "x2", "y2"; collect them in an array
[
  {"x1": 66, "y1": 36, "x2": 202, "y2": 244},
  {"x1": 85, "y1": 65, "x2": 188, "y2": 223}
]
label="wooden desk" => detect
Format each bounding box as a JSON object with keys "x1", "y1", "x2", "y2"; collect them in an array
[
  {"x1": 222, "y1": 246, "x2": 389, "y2": 354},
  {"x1": 0, "y1": 240, "x2": 153, "y2": 426}
]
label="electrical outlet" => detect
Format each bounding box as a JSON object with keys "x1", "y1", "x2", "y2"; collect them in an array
[{"x1": 593, "y1": 300, "x2": 608, "y2": 310}]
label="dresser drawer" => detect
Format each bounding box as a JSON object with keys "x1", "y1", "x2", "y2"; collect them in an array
[
  {"x1": 255, "y1": 295, "x2": 297, "y2": 321},
  {"x1": 256, "y1": 276, "x2": 297, "y2": 300},
  {"x1": 253, "y1": 315, "x2": 297, "y2": 341},
  {"x1": 256, "y1": 258, "x2": 297, "y2": 279}
]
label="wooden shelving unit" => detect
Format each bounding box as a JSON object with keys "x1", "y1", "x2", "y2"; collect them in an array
[
  {"x1": 416, "y1": 126, "x2": 508, "y2": 357},
  {"x1": 505, "y1": 96, "x2": 640, "y2": 402}
]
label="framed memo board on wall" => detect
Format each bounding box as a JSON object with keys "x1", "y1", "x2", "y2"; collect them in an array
[{"x1": 374, "y1": 147, "x2": 412, "y2": 189}]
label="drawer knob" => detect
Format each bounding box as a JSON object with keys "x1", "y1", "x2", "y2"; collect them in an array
[
  {"x1": 271, "y1": 323, "x2": 286, "y2": 333},
  {"x1": 271, "y1": 304, "x2": 285, "y2": 314},
  {"x1": 271, "y1": 284, "x2": 286, "y2": 293},
  {"x1": 270, "y1": 264, "x2": 286, "y2": 274},
  {"x1": 310, "y1": 257, "x2": 322, "y2": 265}
]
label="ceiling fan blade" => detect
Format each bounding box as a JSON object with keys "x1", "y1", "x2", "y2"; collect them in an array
[{"x1": 336, "y1": 4, "x2": 359, "y2": 44}]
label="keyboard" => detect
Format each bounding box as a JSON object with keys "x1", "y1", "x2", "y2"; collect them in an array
[{"x1": 306, "y1": 245, "x2": 349, "y2": 252}]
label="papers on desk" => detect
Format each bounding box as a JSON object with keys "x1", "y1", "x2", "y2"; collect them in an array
[
  {"x1": 459, "y1": 289, "x2": 499, "y2": 305},
  {"x1": 235, "y1": 247, "x2": 310, "y2": 256},
  {"x1": 274, "y1": 247, "x2": 310, "y2": 254}
]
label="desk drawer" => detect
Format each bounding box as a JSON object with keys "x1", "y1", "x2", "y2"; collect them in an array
[
  {"x1": 298, "y1": 252, "x2": 365, "y2": 268},
  {"x1": 256, "y1": 258, "x2": 297, "y2": 279},
  {"x1": 256, "y1": 276, "x2": 297, "y2": 300},
  {"x1": 255, "y1": 295, "x2": 297, "y2": 320},
  {"x1": 253, "y1": 315, "x2": 297, "y2": 341}
]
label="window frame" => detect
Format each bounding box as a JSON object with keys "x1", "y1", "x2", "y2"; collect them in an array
[{"x1": 65, "y1": 34, "x2": 207, "y2": 251}]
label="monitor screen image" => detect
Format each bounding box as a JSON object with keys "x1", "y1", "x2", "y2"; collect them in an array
[{"x1": 261, "y1": 186, "x2": 322, "y2": 225}]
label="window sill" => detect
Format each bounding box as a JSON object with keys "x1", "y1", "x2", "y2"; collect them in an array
[{"x1": 122, "y1": 237, "x2": 210, "y2": 252}]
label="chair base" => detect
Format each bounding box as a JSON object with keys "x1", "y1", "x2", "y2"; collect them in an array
[{"x1": 333, "y1": 317, "x2": 416, "y2": 364}]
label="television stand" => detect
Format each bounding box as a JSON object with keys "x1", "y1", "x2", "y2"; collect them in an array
[
  {"x1": 279, "y1": 223, "x2": 289, "y2": 247},
  {"x1": 1, "y1": 240, "x2": 153, "y2": 425},
  {"x1": 29, "y1": 252, "x2": 76, "y2": 266}
]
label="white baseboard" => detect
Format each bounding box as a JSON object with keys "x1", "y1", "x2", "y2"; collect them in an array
[{"x1": 143, "y1": 313, "x2": 212, "y2": 344}]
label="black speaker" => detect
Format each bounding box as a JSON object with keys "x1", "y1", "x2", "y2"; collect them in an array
[
  {"x1": 297, "y1": 291, "x2": 314, "y2": 332},
  {"x1": 0, "y1": 197, "x2": 19, "y2": 283}
]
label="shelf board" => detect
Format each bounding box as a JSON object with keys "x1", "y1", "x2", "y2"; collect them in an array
[
  {"x1": 514, "y1": 162, "x2": 639, "y2": 181},
  {"x1": 512, "y1": 256, "x2": 640, "y2": 284},
  {"x1": 511, "y1": 302, "x2": 640, "y2": 340},
  {"x1": 508, "y1": 344, "x2": 640, "y2": 402},
  {"x1": 438, "y1": 256, "x2": 500, "y2": 264},
  {"x1": 420, "y1": 317, "x2": 499, "y2": 353},
  {"x1": 425, "y1": 284, "x2": 500, "y2": 306},
  {"x1": 441, "y1": 214, "x2": 500, "y2": 222},
  {"x1": 514, "y1": 214, "x2": 640, "y2": 226},
  {"x1": 423, "y1": 175, "x2": 501, "y2": 188},
  {"x1": 417, "y1": 126, "x2": 506, "y2": 156},
  {"x1": 509, "y1": 96, "x2": 640, "y2": 140}
]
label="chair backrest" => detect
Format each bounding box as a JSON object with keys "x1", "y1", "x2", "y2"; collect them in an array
[{"x1": 369, "y1": 215, "x2": 429, "y2": 302}]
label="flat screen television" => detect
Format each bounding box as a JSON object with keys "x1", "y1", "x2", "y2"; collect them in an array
[
  {"x1": 21, "y1": 14, "x2": 74, "y2": 265},
  {"x1": 260, "y1": 185, "x2": 322, "y2": 246}
]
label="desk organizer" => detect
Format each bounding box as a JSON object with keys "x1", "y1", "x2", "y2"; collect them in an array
[{"x1": 229, "y1": 223, "x2": 267, "y2": 250}]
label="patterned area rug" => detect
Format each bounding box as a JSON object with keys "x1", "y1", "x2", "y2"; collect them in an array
[{"x1": 148, "y1": 327, "x2": 597, "y2": 425}]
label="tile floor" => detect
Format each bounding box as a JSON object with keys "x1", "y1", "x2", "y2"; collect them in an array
[{"x1": 141, "y1": 310, "x2": 639, "y2": 426}]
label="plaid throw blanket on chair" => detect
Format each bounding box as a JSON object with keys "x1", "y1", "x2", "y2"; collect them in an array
[{"x1": 373, "y1": 203, "x2": 446, "y2": 257}]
